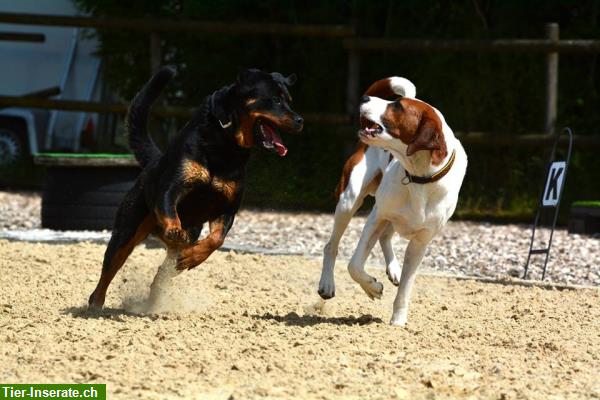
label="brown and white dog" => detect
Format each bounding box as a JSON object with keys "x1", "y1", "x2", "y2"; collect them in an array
[{"x1": 318, "y1": 77, "x2": 467, "y2": 326}]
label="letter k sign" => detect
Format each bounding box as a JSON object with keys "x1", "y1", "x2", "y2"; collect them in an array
[{"x1": 543, "y1": 161, "x2": 566, "y2": 207}]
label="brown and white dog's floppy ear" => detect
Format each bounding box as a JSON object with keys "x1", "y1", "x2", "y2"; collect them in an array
[{"x1": 406, "y1": 117, "x2": 448, "y2": 165}]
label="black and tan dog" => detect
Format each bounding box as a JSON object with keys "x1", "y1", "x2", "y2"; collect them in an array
[{"x1": 88, "y1": 67, "x2": 303, "y2": 309}]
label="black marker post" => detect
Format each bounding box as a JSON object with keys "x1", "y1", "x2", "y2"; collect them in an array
[{"x1": 523, "y1": 127, "x2": 573, "y2": 280}]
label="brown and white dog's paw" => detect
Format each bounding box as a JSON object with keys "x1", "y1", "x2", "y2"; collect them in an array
[
  {"x1": 317, "y1": 276, "x2": 336, "y2": 300},
  {"x1": 386, "y1": 260, "x2": 401, "y2": 286},
  {"x1": 390, "y1": 309, "x2": 408, "y2": 327},
  {"x1": 360, "y1": 278, "x2": 383, "y2": 300}
]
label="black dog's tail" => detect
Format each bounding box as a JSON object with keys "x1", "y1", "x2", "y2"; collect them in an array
[{"x1": 126, "y1": 66, "x2": 174, "y2": 167}]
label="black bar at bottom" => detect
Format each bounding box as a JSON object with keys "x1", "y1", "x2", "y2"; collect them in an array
[{"x1": 530, "y1": 249, "x2": 549, "y2": 254}]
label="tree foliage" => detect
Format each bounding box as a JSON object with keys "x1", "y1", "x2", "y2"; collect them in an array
[
  {"x1": 72, "y1": 0, "x2": 600, "y2": 215},
  {"x1": 74, "y1": 0, "x2": 600, "y2": 134}
]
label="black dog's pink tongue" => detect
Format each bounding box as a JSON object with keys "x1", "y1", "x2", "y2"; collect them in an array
[
  {"x1": 273, "y1": 139, "x2": 288, "y2": 157},
  {"x1": 263, "y1": 124, "x2": 288, "y2": 157}
]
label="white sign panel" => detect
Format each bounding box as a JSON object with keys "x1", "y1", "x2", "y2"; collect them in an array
[{"x1": 542, "y1": 161, "x2": 566, "y2": 207}]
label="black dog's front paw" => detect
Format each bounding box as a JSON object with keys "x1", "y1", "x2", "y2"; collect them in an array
[{"x1": 165, "y1": 227, "x2": 191, "y2": 244}]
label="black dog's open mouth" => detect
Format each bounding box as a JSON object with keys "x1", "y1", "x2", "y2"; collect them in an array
[
  {"x1": 256, "y1": 119, "x2": 288, "y2": 157},
  {"x1": 359, "y1": 117, "x2": 383, "y2": 138}
]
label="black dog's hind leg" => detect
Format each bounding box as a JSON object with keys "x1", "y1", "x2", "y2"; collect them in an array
[{"x1": 88, "y1": 183, "x2": 154, "y2": 309}]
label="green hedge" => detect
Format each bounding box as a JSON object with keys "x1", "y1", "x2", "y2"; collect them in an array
[
  {"x1": 5, "y1": 1, "x2": 597, "y2": 222},
  {"x1": 2, "y1": 135, "x2": 597, "y2": 224},
  {"x1": 241, "y1": 125, "x2": 600, "y2": 223}
]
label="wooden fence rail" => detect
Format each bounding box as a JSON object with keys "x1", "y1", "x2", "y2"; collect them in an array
[
  {"x1": 454, "y1": 132, "x2": 600, "y2": 147},
  {"x1": 3, "y1": 94, "x2": 598, "y2": 147},
  {"x1": 0, "y1": 12, "x2": 354, "y2": 37},
  {"x1": 343, "y1": 23, "x2": 600, "y2": 135},
  {"x1": 1, "y1": 13, "x2": 599, "y2": 139},
  {"x1": 342, "y1": 38, "x2": 600, "y2": 52},
  {"x1": 0, "y1": 95, "x2": 350, "y2": 125}
]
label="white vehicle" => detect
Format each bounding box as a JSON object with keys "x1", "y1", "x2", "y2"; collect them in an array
[{"x1": 0, "y1": 0, "x2": 103, "y2": 164}]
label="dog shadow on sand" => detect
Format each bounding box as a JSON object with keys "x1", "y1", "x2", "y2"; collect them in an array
[
  {"x1": 62, "y1": 306, "x2": 162, "y2": 322},
  {"x1": 252, "y1": 312, "x2": 383, "y2": 327},
  {"x1": 62, "y1": 307, "x2": 383, "y2": 327}
]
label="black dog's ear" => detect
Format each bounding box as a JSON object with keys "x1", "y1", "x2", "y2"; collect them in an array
[
  {"x1": 270, "y1": 72, "x2": 285, "y2": 84},
  {"x1": 285, "y1": 73, "x2": 297, "y2": 86},
  {"x1": 209, "y1": 86, "x2": 232, "y2": 128},
  {"x1": 212, "y1": 102, "x2": 228, "y2": 125},
  {"x1": 271, "y1": 72, "x2": 296, "y2": 87},
  {"x1": 237, "y1": 68, "x2": 257, "y2": 85}
]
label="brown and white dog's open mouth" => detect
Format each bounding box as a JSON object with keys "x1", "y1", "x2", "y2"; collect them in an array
[
  {"x1": 359, "y1": 116, "x2": 383, "y2": 140},
  {"x1": 255, "y1": 118, "x2": 288, "y2": 157}
]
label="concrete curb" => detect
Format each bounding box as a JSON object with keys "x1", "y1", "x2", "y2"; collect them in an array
[{"x1": 0, "y1": 229, "x2": 305, "y2": 256}]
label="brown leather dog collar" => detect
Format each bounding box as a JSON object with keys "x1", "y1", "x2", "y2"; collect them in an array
[{"x1": 402, "y1": 149, "x2": 456, "y2": 185}]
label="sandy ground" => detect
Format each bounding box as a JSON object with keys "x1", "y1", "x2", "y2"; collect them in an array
[{"x1": 1, "y1": 239, "x2": 599, "y2": 400}]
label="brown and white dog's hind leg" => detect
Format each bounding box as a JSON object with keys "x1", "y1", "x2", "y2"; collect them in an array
[
  {"x1": 379, "y1": 222, "x2": 401, "y2": 285},
  {"x1": 390, "y1": 234, "x2": 431, "y2": 326},
  {"x1": 347, "y1": 208, "x2": 389, "y2": 300},
  {"x1": 318, "y1": 145, "x2": 383, "y2": 299}
]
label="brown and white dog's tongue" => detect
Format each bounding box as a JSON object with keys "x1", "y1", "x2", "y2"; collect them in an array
[{"x1": 263, "y1": 123, "x2": 288, "y2": 157}]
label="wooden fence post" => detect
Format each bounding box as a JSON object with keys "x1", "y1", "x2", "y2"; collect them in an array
[
  {"x1": 345, "y1": 12, "x2": 360, "y2": 117},
  {"x1": 346, "y1": 49, "x2": 360, "y2": 115},
  {"x1": 149, "y1": 32, "x2": 161, "y2": 74},
  {"x1": 148, "y1": 32, "x2": 165, "y2": 145},
  {"x1": 545, "y1": 23, "x2": 559, "y2": 135}
]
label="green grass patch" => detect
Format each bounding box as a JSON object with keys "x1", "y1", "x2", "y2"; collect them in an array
[
  {"x1": 572, "y1": 200, "x2": 600, "y2": 208},
  {"x1": 34, "y1": 152, "x2": 134, "y2": 159}
]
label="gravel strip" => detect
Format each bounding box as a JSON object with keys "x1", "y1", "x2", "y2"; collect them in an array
[
  {"x1": 231, "y1": 210, "x2": 600, "y2": 287},
  {"x1": 0, "y1": 190, "x2": 41, "y2": 229},
  {"x1": 1, "y1": 190, "x2": 598, "y2": 286}
]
